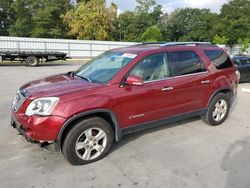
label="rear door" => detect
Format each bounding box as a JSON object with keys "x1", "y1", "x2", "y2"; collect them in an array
[{"x1": 168, "y1": 50, "x2": 210, "y2": 114}]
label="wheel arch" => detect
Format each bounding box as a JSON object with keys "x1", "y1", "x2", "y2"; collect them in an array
[
  {"x1": 207, "y1": 87, "x2": 233, "y2": 108},
  {"x1": 57, "y1": 109, "x2": 122, "y2": 150}
]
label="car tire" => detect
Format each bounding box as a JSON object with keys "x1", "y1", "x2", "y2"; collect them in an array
[
  {"x1": 26, "y1": 56, "x2": 39, "y2": 67},
  {"x1": 62, "y1": 117, "x2": 114, "y2": 165},
  {"x1": 202, "y1": 93, "x2": 230, "y2": 126}
]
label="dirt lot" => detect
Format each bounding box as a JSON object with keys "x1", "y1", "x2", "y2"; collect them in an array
[{"x1": 0, "y1": 61, "x2": 250, "y2": 188}]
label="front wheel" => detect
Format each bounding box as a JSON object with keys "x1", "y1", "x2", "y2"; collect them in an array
[
  {"x1": 202, "y1": 93, "x2": 230, "y2": 126},
  {"x1": 62, "y1": 117, "x2": 114, "y2": 165}
]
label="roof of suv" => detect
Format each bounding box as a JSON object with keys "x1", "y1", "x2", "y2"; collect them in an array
[{"x1": 113, "y1": 42, "x2": 221, "y2": 54}]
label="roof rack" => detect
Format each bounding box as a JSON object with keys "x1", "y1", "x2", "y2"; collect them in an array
[
  {"x1": 162, "y1": 42, "x2": 213, "y2": 46},
  {"x1": 133, "y1": 42, "x2": 167, "y2": 46},
  {"x1": 134, "y1": 42, "x2": 217, "y2": 47}
]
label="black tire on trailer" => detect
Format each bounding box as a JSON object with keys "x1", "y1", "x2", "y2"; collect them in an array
[{"x1": 25, "y1": 56, "x2": 39, "y2": 67}]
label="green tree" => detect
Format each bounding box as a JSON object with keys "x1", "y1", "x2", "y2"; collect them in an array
[
  {"x1": 9, "y1": 0, "x2": 71, "y2": 38},
  {"x1": 214, "y1": 0, "x2": 250, "y2": 47},
  {"x1": 32, "y1": 0, "x2": 72, "y2": 38},
  {"x1": 163, "y1": 9, "x2": 190, "y2": 41},
  {"x1": 134, "y1": 4, "x2": 162, "y2": 38},
  {"x1": 8, "y1": 0, "x2": 35, "y2": 37},
  {"x1": 116, "y1": 0, "x2": 163, "y2": 41},
  {"x1": 163, "y1": 8, "x2": 217, "y2": 42},
  {"x1": 212, "y1": 35, "x2": 229, "y2": 44},
  {"x1": 141, "y1": 25, "x2": 163, "y2": 41},
  {"x1": 238, "y1": 38, "x2": 250, "y2": 54},
  {"x1": 135, "y1": 0, "x2": 156, "y2": 13},
  {"x1": 116, "y1": 11, "x2": 137, "y2": 41},
  {"x1": 185, "y1": 9, "x2": 218, "y2": 41},
  {"x1": 106, "y1": 3, "x2": 118, "y2": 41},
  {"x1": 64, "y1": 0, "x2": 117, "y2": 40},
  {"x1": 0, "y1": 0, "x2": 15, "y2": 36}
]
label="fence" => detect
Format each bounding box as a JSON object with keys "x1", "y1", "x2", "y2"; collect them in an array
[
  {"x1": 1, "y1": 36, "x2": 249, "y2": 58},
  {"x1": 0, "y1": 36, "x2": 137, "y2": 58}
]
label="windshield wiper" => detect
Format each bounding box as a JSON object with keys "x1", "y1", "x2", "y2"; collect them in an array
[
  {"x1": 74, "y1": 74, "x2": 92, "y2": 83},
  {"x1": 68, "y1": 71, "x2": 75, "y2": 77},
  {"x1": 68, "y1": 71, "x2": 92, "y2": 83}
]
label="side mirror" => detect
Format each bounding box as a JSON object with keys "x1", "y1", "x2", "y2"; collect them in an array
[{"x1": 125, "y1": 75, "x2": 144, "y2": 86}]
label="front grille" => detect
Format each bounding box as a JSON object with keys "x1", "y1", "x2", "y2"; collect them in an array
[{"x1": 12, "y1": 88, "x2": 29, "y2": 112}]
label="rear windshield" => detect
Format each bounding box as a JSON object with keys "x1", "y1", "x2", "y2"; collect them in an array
[{"x1": 204, "y1": 50, "x2": 233, "y2": 70}]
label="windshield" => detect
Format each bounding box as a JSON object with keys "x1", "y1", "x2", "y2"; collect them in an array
[{"x1": 75, "y1": 51, "x2": 137, "y2": 84}]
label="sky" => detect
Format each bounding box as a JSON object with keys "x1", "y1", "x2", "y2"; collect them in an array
[{"x1": 106, "y1": 0, "x2": 229, "y2": 13}]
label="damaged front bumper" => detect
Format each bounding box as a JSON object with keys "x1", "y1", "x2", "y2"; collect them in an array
[{"x1": 10, "y1": 117, "x2": 60, "y2": 152}]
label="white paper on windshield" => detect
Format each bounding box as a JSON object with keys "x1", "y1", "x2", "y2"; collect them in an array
[{"x1": 121, "y1": 53, "x2": 137, "y2": 59}]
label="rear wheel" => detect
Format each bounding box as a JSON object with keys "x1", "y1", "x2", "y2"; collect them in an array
[
  {"x1": 202, "y1": 93, "x2": 230, "y2": 126},
  {"x1": 26, "y1": 56, "x2": 39, "y2": 66},
  {"x1": 62, "y1": 117, "x2": 114, "y2": 165}
]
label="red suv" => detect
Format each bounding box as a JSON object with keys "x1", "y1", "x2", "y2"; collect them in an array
[{"x1": 11, "y1": 42, "x2": 240, "y2": 165}]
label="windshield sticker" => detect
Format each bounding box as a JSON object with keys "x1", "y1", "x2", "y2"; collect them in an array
[{"x1": 121, "y1": 53, "x2": 137, "y2": 59}]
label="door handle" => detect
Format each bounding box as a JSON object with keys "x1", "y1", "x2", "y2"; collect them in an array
[
  {"x1": 201, "y1": 80, "x2": 210, "y2": 84},
  {"x1": 162, "y1": 86, "x2": 174, "y2": 91}
]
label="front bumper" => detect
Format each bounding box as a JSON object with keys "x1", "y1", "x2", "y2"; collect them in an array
[
  {"x1": 11, "y1": 111, "x2": 67, "y2": 142},
  {"x1": 11, "y1": 118, "x2": 36, "y2": 143}
]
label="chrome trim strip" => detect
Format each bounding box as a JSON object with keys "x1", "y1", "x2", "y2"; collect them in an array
[
  {"x1": 172, "y1": 71, "x2": 208, "y2": 79},
  {"x1": 19, "y1": 87, "x2": 29, "y2": 98},
  {"x1": 143, "y1": 71, "x2": 208, "y2": 84},
  {"x1": 12, "y1": 88, "x2": 29, "y2": 112}
]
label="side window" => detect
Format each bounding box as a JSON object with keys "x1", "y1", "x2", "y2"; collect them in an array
[
  {"x1": 204, "y1": 50, "x2": 233, "y2": 69},
  {"x1": 130, "y1": 53, "x2": 169, "y2": 82},
  {"x1": 170, "y1": 51, "x2": 206, "y2": 76}
]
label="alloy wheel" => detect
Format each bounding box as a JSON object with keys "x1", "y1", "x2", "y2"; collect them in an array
[
  {"x1": 212, "y1": 99, "x2": 228, "y2": 122},
  {"x1": 75, "y1": 127, "x2": 107, "y2": 161}
]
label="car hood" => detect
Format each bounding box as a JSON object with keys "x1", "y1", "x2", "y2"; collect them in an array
[{"x1": 22, "y1": 73, "x2": 100, "y2": 98}]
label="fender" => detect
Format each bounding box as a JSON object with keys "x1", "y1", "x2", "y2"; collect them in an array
[
  {"x1": 56, "y1": 108, "x2": 122, "y2": 148},
  {"x1": 207, "y1": 87, "x2": 233, "y2": 108}
]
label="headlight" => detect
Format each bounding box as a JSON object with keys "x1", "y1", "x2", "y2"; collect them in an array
[{"x1": 25, "y1": 97, "x2": 59, "y2": 116}]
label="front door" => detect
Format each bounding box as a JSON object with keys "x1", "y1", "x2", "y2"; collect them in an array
[{"x1": 114, "y1": 53, "x2": 177, "y2": 128}]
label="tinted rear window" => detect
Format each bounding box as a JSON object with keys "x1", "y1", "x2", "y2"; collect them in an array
[
  {"x1": 204, "y1": 50, "x2": 233, "y2": 69},
  {"x1": 170, "y1": 51, "x2": 206, "y2": 76}
]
